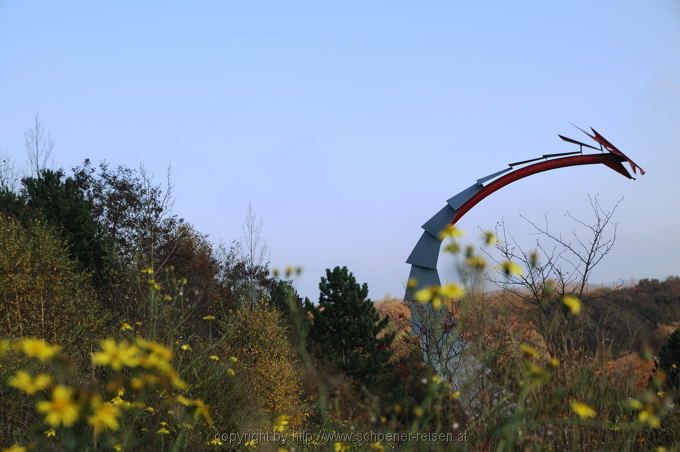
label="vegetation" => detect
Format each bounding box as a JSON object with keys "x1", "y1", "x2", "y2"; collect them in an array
[
  {"x1": 0, "y1": 129, "x2": 679, "y2": 451},
  {"x1": 309, "y1": 266, "x2": 395, "y2": 388}
]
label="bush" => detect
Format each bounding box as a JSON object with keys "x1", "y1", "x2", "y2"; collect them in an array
[{"x1": 218, "y1": 305, "x2": 310, "y2": 428}]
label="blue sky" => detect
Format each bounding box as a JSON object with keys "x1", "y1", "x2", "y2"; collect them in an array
[{"x1": 1, "y1": 1, "x2": 679, "y2": 300}]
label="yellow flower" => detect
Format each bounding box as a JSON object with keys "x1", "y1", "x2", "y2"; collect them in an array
[
  {"x1": 413, "y1": 407, "x2": 424, "y2": 417},
  {"x1": 1, "y1": 445, "x2": 26, "y2": 452},
  {"x1": 570, "y1": 400, "x2": 596, "y2": 420},
  {"x1": 519, "y1": 344, "x2": 540, "y2": 359},
  {"x1": 180, "y1": 344, "x2": 192, "y2": 351},
  {"x1": 136, "y1": 338, "x2": 173, "y2": 365},
  {"x1": 370, "y1": 442, "x2": 385, "y2": 452},
  {"x1": 113, "y1": 444, "x2": 122, "y2": 452},
  {"x1": 119, "y1": 322, "x2": 133, "y2": 332},
  {"x1": 415, "y1": 283, "x2": 465, "y2": 309},
  {"x1": 450, "y1": 391, "x2": 461, "y2": 400},
  {"x1": 36, "y1": 385, "x2": 79, "y2": 427},
  {"x1": 229, "y1": 355, "x2": 239, "y2": 363},
  {"x1": 627, "y1": 398, "x2": 643, "y2": 410},
  {"x1": 482, "y1": 231, "x2": 497, "y2": 246},
  {"x1": 202, "y1": 315, "x2": 216, "y2": 321},
  {"x1": 465, "y1": 255, "x2": 486, "y2": 270},
  {"x1": 444, "y1": 242, "x2": 461, "y2": 254},
  {"x1": 527, "y1": 363, "x2": 547, "y2": 380},
  {"x1": 334, "y1": 442, "x2": 349, "y2": 452},
  {"x1": 145, "y1": 406, "x2": 155, "y2": 414},
  {"x1": 500, "y1": 260, "x2": 523, "y2": 276},
  {"x1": 245, "y1": 439, "x2": 257, "y2": 448},
  {"x1": 226, "y1": 368, "x2": 235, "y2": 377},
  {"x1": 638, "y1": 409, "x2": 661, "y2": 428},
  {"x1": 406, "y1": 278, "x2": 417, "y2": 289},
  {"x1": 157, "y1": 427, "x2": 170, "y2": 435},
  {"x1": 208, "y1": 438, "x2": 224, "y2": 446},
  {"x1": 638, "y1": 408, "x2": 661, "y2": 428},
  {"x1": 562, "y1": 295, "x2": 581, "y2": 316},
  {"x1": 88, "y1": 396, "x2": 121, "y2": 433},
  {"x1": 18, "y1": 338, "x2": 60, "y2": 361},
  {"x1": 549, "y1": 357, "x2": 560, "y2": 368},
  {"x1": 273, "y1": 414, "x2": 289, "y2": 433},
  {"x1": 92, "y1": 339, "x2": 140, "y2": 370},
  {"x1": 44, "y1": 428, "x2": 56, "y2": 437},
  {"x1": 110, "y1": 390, "x2": 132, "y2": 409},
  {"x1": 8, "y1": 370, "x2": 52, "y2": 395},
  {"x1": 438, "y1": 224, "x2": 463, "y2": 240},
  {"x1": 209, "y1": 355, "x2": 220, "y2": 361}
]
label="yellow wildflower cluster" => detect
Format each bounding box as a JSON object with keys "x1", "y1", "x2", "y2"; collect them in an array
[
  {"x1": 91, "y1": 337, "x2": 187, "y2": 390},
  {"x1": 438, "y1": 224, "x2": 464, "y2": 240},
  {"x1": 17, "y1": 338, "x2": 60, "y2": 361},
  {"x1": 273, "y1": 414, "x2": 290, "y2": 433},
  {"x1": 627, "y1": 397, "x2": 663, "y2": 429},
  {"x1": 2, "y1": 333, "x2": 215, "y2": 448},
  {"x1": 93, "y1": 339, "x2": 140, "y2": 370},
  {"x1": 414, "y1": 283, "x2": 465, "y2": 310},
  {"x1": 570, "y1": 400, "x2": 596, "y2": 420},
  {"x1": 8, "y1": 371, "x2": 51, "y2": 395}
]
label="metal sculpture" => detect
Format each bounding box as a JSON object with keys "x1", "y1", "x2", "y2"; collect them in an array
[{"x1": 404, "y1": 126, "x2": 645, "y2": 299}]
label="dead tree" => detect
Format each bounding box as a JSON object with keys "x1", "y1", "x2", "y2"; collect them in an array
[
  {"x1": 487, "y1": 195, "x2": 623, "y2": 358},
  {"x1": 24, "y1": 113, "x2": 54, "y2": 176}
]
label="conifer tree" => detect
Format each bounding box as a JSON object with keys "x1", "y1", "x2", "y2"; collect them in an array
[{"x1": 310, "y1": 266, "x2": 394, "y2": 386}]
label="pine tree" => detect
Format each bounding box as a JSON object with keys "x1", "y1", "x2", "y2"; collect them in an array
[{"x1": 310, "y1": 266, "x2": 394, "y2": 386}]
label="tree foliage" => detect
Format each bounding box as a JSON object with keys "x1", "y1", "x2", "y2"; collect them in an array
[
  {"x1": 218, "y1": 305, "x2": 310, "y2": 427},
  {"x1": 309, "y1": 266, "x2": 394, "y2": 387},
  {"x1": 0, "y1": 214, "x2": 107, "y2": 363}
]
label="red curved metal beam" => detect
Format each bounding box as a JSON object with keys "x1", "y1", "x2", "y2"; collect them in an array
[{"x1": 451, "y1": 153, "x2": 632, "y2": 224}]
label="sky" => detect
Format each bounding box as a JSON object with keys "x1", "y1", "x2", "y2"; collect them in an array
[{"x1": 1, "y1": 1, "x2": 679, "y2": 301}]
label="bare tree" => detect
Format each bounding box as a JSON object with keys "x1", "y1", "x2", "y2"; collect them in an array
[
  {"x1": 24, "y1": 113, "x2": 54, "y2": 176},
  {"x1": 411, "y1": 301, "x2": 467, "y2": 383},
  {"x1": 486, "y1": 195, "x2": 623, "y2": 358},
  {"x1": 241, "y1": 201, "x2": 269, "y2": 307},
  {"x1": 137, "y1": 164, "x2": 178, "y2": 271}
]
